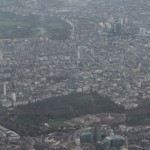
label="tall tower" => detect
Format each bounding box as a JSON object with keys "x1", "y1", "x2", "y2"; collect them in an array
[
  {"x1": 77, "y1": 49, "x2": 81, "y2": 60},
  {"x1": 77, "y1": 48, "x2": 81, "y2": 64},
  {"x1": 139, "y1": 27, "x2": 147, "y2": 36},
  {"x1": 118, "y1": 17, "x2": 124, "y2": 25},
  {"x1": 93, "y1": 123, "x2": 101, "y2": 143},
  {"x1": 116, "y1": 23, "x2": 122, "y2": 36},
  {"x1": 91, "y1": 49, "x2": 94, "y2": 55},
  {"x1": 3, "y1": 83, "x2": 6, "y2": 96},
  {"x1": 124, "y1": 17, "x2": 128, "y2": 24},
  {"x1": 0, "y1": 50, "x2": 3, "y2": 62},
  {"x1": 12, "y1": 92, "x2": 16, "y2": 102},
  {"x1": 125, "y1": 136, "x2": 128, "y2": 150}
]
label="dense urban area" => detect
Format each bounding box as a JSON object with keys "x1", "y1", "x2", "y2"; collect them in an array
[{"x1": 0, "y1": 0, "x2": 150, "y2": 149}]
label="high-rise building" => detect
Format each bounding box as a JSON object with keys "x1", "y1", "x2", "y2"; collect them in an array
[
  {"x1": 79, "y1": 127, "x2": 94, "y2": 143},
  {"x1": 80, "y1": 131, "x2": 94, "y2": 143},
  {"x1": 125, "y1": 136, "x2": 128, "y2": 150},
  {"x1": 124, "y1": 17, "x2": 128, "y2": 24},
  {"x1": 77, "y1": 49, "x2": 81, "y2": 60},
  {"x1": 3, "y1": 83, "x2": 6, "y2": 96},
  {"x1": 118, "y1": 17, "x2": 124, "y2": 25},
  {"x1": 115, "y1": 23, "x2": 122, "y2": 36},
  {"x1": 12, "y1": 92, "x2": 17, "y2": 102},
  {"x1": 0, "y1": 51, "x2": 3, "y2": 62},
  {"x1": 139, "y1": 27, "x2": 147, "y2": 36},
  {"x1": 0, "y1": 83, "x2": 2, "y2": 95},
  {"x1": 93, "y1": 123, "x2": 101, "y2": 143}
]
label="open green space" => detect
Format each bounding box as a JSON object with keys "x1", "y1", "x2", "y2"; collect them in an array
[
  {"x1": 48, "y1": 120, "x2": 70, "y2": 129},
  {"x1": 0, "y1": 11, "x2": 71, "y2": 40},
  {"x1": 0, "y1": 93, "x2": 124, "y2": 136}
]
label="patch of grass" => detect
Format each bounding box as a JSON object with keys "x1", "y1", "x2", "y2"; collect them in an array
[
  {"x1": 48, "y1": 120, "x2": 69, "y2": 129},
  {"x1": 77, "y1": 95, "x2": 93, "y2": 102}
]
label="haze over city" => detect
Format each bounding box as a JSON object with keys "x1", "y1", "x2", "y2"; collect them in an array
[{"x1": 0, "y1": 0, "x2": 150, "y2": 150}]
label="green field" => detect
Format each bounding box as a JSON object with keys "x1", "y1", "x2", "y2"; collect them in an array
[{"x1": 0, "y1": 11, "x2": 71, "y2": 40}]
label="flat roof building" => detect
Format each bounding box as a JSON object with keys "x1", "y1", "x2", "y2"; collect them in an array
[{"x1": 101, "y1": 135, "x2": 125, "y2": 149}]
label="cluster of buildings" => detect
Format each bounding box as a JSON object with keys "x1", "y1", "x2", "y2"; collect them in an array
[
  {"x1": 0, "y1": 125, "x2": 21, "y2": 149},
  {"x1": 0, "y1": 112, "x2": 150, "y2": 150},
  {"x1": 0, "y1": 0, "x2": 150, "y2": 149},
  {"x1": 0, "y1": 0, "x2": 150, "y2": 109},
  {"x1": 38, "y1": 118, "x2": 150, "y2": 150}
]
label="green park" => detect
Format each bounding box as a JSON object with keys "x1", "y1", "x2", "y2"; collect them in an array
[{"x1": 0, "y1": 11, "x2": 71, "y2": 40}]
